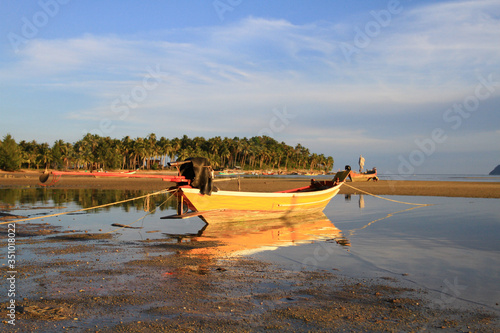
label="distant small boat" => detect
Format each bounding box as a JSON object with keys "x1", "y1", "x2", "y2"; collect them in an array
[
  {"x1": 347, "y1": 166, "x2": 378, "y2": 182},
  {"x1": 218, "y1": 171, "x2": 244, "y2": 176}
]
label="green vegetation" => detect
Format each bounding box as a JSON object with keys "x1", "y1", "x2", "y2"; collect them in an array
[
  {"x1": 0, "y1": 133, "x2": 334, "y2": 172},
  {"x1": 0, "y1": 134, "x2": 22, "y2": 171}
]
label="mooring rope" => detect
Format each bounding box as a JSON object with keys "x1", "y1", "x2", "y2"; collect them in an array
[
  {"x1": 342, "y1": 183, "x2": 431, "y2": 238},
  {"x1": 345, "y1": 206, "x2": 423, "y2": 237},
  {"x1": 1, "y1": 188, "x2": 175, "y2": 225},
  {"x1": 343, "y1": 183, "x2": 431, "y2": 206}
]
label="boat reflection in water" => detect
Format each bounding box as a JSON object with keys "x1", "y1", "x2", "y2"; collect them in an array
[
  {"x1": 344, "y1": 194, "x2": 365, "y2": 209},
  {"x1": 162, "y1": 212, "x2": 350, "y2": 258}
]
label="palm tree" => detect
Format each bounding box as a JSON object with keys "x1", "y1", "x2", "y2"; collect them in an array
[
  {"x1": 283, "y1": 144, "x2": 293, "y2": 171},
  {"x1": 19, "y1": 140, "x2": 38, "y2": 169},
  {"x1": 207, "y1": 136, "x2": 222, "y2": 168},
  {"x1": 157, "y1": 136, "x2": 171, "y2": 167},
  {"x1": 51, "y1": 139, "x2": 72, "y2": 170},
  {"x1": 170, "y1": 137, "x2": 181, "y2": 162},
  {"x1": 220, "y1": 142, "x2": 231, "y2": 169},
  {"x1": 239, "y1": 139, "x2": 250, "y2": 169},
  {"x1": 37, "y1": 142, "x2": 51, "y2": 169},
  {"x1": 131, "y1": 137, "x2": 147, "y2": 169},
  {"x1": 145, "y1": 133, "x2": 157, "y2": 169}
]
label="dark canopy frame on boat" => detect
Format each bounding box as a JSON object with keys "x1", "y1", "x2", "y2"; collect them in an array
[{"x1": 176, "y1": 157, "x2": 215, "y2": 195}]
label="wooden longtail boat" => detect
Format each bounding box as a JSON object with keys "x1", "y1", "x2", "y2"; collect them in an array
[
  {"x1": 164, "y1": 161, "x2": 351, "y2": 223},
  {"x1": 169, "y1": 178, "x2": 347, "y2": 223},
  {"x1": 347, "y1": 167, "x2": 378, "y2": 182},
  {"x1": 38, "y1": 170, "x2": 188, "y2": 187},
  {"x1": 39, "y1": 157, "x2": 351, "y2": 224},
  {"x1": 217, "y1": 171, "x2": 245, "y2": 176}
]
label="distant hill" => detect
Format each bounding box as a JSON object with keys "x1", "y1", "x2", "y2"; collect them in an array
[{"x1": 490, "y1": 165, "x2": 500, "y2": 175}]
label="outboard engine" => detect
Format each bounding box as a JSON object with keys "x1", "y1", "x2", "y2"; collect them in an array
[{"x1": 178, "y1": 157, "x2": 214, "y2": 195}]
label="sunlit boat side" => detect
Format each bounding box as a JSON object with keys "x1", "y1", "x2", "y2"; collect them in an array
[{"x1": 169, "y1": 172, "x2": 349, "y2": 223}]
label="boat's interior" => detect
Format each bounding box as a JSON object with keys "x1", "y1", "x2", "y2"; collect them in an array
[{"x1": 276, "y1": 169, "x2": 351, "y2": 193}]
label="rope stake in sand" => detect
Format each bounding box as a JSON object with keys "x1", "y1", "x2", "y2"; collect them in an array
[
  {"x1": 1, "y1": 188, "x2": 175, "y2": 225},
  {"x1": 343, "y1": 183, "x2": 431, "y2": 206}
]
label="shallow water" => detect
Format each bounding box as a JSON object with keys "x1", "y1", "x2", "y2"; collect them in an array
[
  {"x1": 1, "y1": 188, "x2": 499, "y2": 312},
  {"x1": 256, "y1": 194, "x2": 500, "y2": 311}
]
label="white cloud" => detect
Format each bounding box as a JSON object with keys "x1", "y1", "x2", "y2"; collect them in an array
[
  {"x1": 4, "y1": 1, "x2": 499, "y2": 93},
  {"x1": 1, "y1": 0, "x2": 499, "y2": 159},
  {"x1": 372, "y1": 0, "x2": 500, "y2": 67}
]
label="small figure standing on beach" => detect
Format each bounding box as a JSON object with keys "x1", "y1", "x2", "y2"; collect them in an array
[{"x1": 359, "y1": 155, "x2": 365, "y2": 173}]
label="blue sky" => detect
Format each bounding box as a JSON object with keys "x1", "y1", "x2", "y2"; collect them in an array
[{"x1": 1, "y1": 0, "x2": 499, "y2": 174}]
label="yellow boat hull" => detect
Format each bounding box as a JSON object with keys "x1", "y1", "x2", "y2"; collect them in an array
[{"x1": 178, "y1": 183, "x2": 343, "y2": 223}]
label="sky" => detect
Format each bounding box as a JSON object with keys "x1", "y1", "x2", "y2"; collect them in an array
[{"x1": 1, "y1": 0, "x2": 499, "y2": 175}]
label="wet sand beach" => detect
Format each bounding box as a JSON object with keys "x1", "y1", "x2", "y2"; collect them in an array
[
  {"x1": 1, "y1": 170, "x2": 500, "y2": 198},
  {"x1": 1, "y1": 170, "x2": 499, "y2": 331}
]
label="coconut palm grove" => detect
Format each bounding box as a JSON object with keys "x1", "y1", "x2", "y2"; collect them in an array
[{"x1": 0, "y1": 133, "x2": 334, "y2": 173}]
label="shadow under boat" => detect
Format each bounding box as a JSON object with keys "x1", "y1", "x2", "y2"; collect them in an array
[{"x1": 162, "y1": 212, "x2": 351, "y2": 258}]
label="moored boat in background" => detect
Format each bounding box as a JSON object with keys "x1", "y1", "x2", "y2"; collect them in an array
[{"x1": 346, "y1": 165, "x2": 378, "y2": 182}]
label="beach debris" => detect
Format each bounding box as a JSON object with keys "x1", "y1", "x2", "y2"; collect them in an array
[
  {"x1": 18, "y1": 305, "x2": 67, "y2": 321},
  {"x1": 327, "y1": 237, "x2": 351, "y2": 246},
  {"x1": 50, "y1": 233, "x2": 113, "y2": 241},
  {"x1": 111, "y1": 223, "x2": 143, "y2": 229},
  {"x1": 0, "y1": 212, "x2": 27, "y2": 220}
]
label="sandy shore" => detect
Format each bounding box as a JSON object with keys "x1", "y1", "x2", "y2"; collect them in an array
[
  {"x1": 1, "y1": 170, "x2": 500, "y2": 198},
  {"x1": 2, "y1": 227, "x2": 497, "y2": 332},
  {"x1": 1, "y1": 170, "x2": 499, "y2": 331}
]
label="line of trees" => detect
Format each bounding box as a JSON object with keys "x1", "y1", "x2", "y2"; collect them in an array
[{"x1": 0, "y1": 133, "x2": 334, "y2": 172}]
